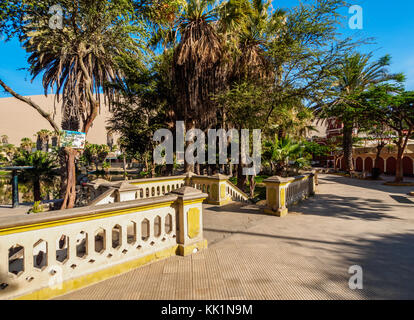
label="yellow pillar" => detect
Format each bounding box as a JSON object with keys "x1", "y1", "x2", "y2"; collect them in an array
[
  {"x1": 172, "y1": 186, "x2": 208, "y2": 256},
  {"x1": 263, "y1": 176, "x2": 292, "y2": 217},
  {"x1": 207, "y1": 174, "x2": 232, "y2": 205}
]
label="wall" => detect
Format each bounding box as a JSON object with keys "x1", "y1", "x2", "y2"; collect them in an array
[{"x1": 0, "y1": 95, "x2": 115, "y2": 145}]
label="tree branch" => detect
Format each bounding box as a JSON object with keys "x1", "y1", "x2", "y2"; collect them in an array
[{"x1": 0, "y1": 78, "x2": 61, "y2": 134}]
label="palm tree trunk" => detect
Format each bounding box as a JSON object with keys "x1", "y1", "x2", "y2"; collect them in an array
[
  {"x1": 237, "y1": 150, "x2": 246, "y2": 190},
  {"x1": 184, "y1": 121, "x2": 195, "y2": 173},
  {"x1": 249, "y1": 175, "x2": 256, "y2": 198},
  {"x1": 59, "y1": 148, "x2": 67, "y2": 198},
  {"x1": 123, "y1": 153, "x2": 127, "y2": 180},
  {"x1": 61, "y1": 147, "x2": 77, "y2": 210},
  {"x1": 342, "y1": 123, "x2": 354, "y2": 173},
  {"x1": 33, "y1": 179, "x2": 41, "y2": 202}
]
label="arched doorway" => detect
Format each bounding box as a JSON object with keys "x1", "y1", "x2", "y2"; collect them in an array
[
  {"x1": 386, "y1": 157, "x2": 397, "y2": 175},
  {"x1": 365, "y1": 157, "x2": 373, "y2": 172},
  {"x1": 375, "y1": 157, "x2": 384, "y2": 173},
  {"x1": 355, "y1": 157, "x2": 363, "y2": 172},
  {"x1": 403, "y1": 157, "x2": 414, "y2": 176}
]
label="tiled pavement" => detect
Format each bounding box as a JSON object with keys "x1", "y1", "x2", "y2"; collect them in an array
[{"x1": 56, "y1": 174, "x2": 414, "y2": 300}]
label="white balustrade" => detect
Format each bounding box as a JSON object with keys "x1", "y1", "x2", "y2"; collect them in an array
[
  {"x1": 0, "y1": 187, "x2": 207, "y2": 300},
  {"x1": 264, "y1": 173, "x2": 316, "y2": 217}
]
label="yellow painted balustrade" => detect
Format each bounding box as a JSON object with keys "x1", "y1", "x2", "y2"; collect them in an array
[
  {"x1": 264, "y1": 172, "x2": 316, "y2": 217},
  {"x1": 189, "y1": 173, "x2": 249, "y2": 205},
  {"x1": 86, "y1": 173, "x2": 249, "y2": 206},
  {"x1": 0, "y1": 187, "x2": 207, "y2": 300}
]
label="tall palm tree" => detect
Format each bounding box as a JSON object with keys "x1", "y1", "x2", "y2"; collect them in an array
[
  {"x1": 35, "y1": 129, "x2": 51, "y2": 152},
  {"x1": 230, "y1": 0, "x2": 285, "y2": 83},
  {"x1": 223, "y1": 0, "x2": 285, "y2": 187},
  {"x1": 1, "y1": 135, "x2": 8, "y2": 145},
  {"x1": 20, "y1": 138, "x2": 34, "y2": 152},
  {"x1": 320, "y1": 53, "x2": 402, "y2": 172},
  {"x1": 171, "y1": 0, "x2": 228, "y2": 131},
  {"x1": 149, "y1": 0, "x2": 243, "y2": 173},
  {"x1": 17, "y1": 0, "x2": 146, "y2": 209}
]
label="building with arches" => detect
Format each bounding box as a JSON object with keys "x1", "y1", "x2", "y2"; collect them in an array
[
  {"x1": 310, "y1": 118, "x2": 414, "y2": 177},
  {"x1": 335, "y1": 143, "x2": 414, "y2": 176}
]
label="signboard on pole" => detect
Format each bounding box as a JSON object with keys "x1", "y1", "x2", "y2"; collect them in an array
[{"x1": 61, "y1": 130, "x2": 86, "y2": 149}]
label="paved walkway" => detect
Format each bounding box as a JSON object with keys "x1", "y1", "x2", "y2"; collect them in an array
[{"x1": 56, "y1": 175, "x2": 414, "y2": 300}]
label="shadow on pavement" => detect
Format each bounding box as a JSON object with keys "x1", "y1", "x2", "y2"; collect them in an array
[
  {"x1": 321, "y1": 174, "x2": 414, "y2": 195},
  {"x1": 294, "y1": 193, "x2": 399, "y2": 221}
]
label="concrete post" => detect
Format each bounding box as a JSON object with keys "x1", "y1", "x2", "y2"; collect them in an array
[
  {"x1": 208, "y1": 174, "x2": 232, "y2": 205},
  {"x1": 263, "y1": 176, "x2": 293, "y2": 217},
  {"x1": 309, "y1": 172, "x2": 316, "y2": 196},
  {"x1": 172, "y1": 187, "x2": 208, "y2": 256}
]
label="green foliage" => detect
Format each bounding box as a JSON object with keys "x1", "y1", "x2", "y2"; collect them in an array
[
  {"x1": 28, "y1": 201, "x2": 44, "y2": 214},
  {"x1": 13, "y1": 150, "x2": 58, "y2": 201},
  {"x1": 318, "y1": 53, "x2": 403, "y2": 125},
  {"x1": 262, "y1": 136, "x2": 310, "y2": 175},
  {"x1": 140, "y1": 170, "x2": 150, "y2": 178},
  {"x1": 215, "y1": 80, "x2": 270, "y2": 129},
  {"x1": 102, "y1": 161, "x2": 111, "y2": 170},
  {"x1": 108, "y1": 53, "x2": 171, "y2": 160},
  {"x1": 83, "y1": 143, "x2": 110, "y2": 170},
  {"x1": 303, "y1": 141, "x2": 330, "y2": 157}
]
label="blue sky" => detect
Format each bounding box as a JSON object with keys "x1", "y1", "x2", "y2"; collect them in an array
[{"x1": 1, "y1": 0, "x2": 414, "y2": 97}]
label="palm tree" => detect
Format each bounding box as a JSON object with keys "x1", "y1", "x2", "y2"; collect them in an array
[
  {"x1": 23, "y1": 1, "x2": 143, "y2": 135},
  {"x1": 20, "y1": 138, "x2": 34, "y2": 152},
  {"x1": 230, "y1": 0, "x2": 285, "y2": 83},
  {"x1": 220, "y1": 0, "x2": 285, "y2": 187},
  {"x1": 84, "y1": 144, "x2": 110, "y2": 172},
  {"x1": 17, "y1": 0, "x2": 146, "y2": 209},
  {"x1": 149, "y1": 0, "x2": 242, "y2": 173},
  {"x1": 13, "y1": 151, "x2": 58, "y2": 202},
  {"x1": 171, "y1": 0, "x2": 229, "y2": 131},
  {"x1": 0, "y1": 144, "x2": 16, "y2": 163},
  {"x1": 263, "y1": 136, "x2": 304, "y2": 176},
  {"x1": 35, "y1": 130, "x2": 51, "y2": 152},
  {"x1": 319, "y1": 53, "x2": 402, "y2": 173},
  {"x1": 1, "y1": 135, "x2": 8, "y2": 145}
]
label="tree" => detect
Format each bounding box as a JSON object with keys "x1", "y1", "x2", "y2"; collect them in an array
[
  {"x1": 83, "y1": 144, "x2": 110, "y2": 172},
  {"x1": 13, "y1": 150, "x2": 58, "y2": 201},
  {"x1": 1, "y1": 135, "x2": 9, "y2": 145},
  {"x1": 217, "y1": 0, "x2": 352, "y2": 185},
  {"x1": 362, "y1": 86, "x2": 414, "y2": 182},
  {"x1": 149, "y1": 0, "x2": 247, "y2": 173},
  {"x1": 359, "y1": 124, "x2": 394, "y2": 178},
  {"x1": 0, "y1": 144, "x2": 16, "y2": 163},
  {"x1": 318, "y1": 53, "x2": 403, "y2": 173},
  {"x1": 0, "y1": 0, "x2": 147, "y2": 209},
  {"x1": 215, "y1": 80, "x2": 270, "y2": 188},
  {"x1": 20, "y1": 138, "x2": 34, "y2": 152},
  {"x1": 224, "y1": 0, "x2": 284, "y2": 188},
  {"x1": 35, "y1": 129, "x2": 51, "y2": 152},
  {"x1": 262, "y1": 135, "x2": 307, "y2": 176},
  {"x1": 107, "y1": 53, "x2": 170, "y2": 177}
]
